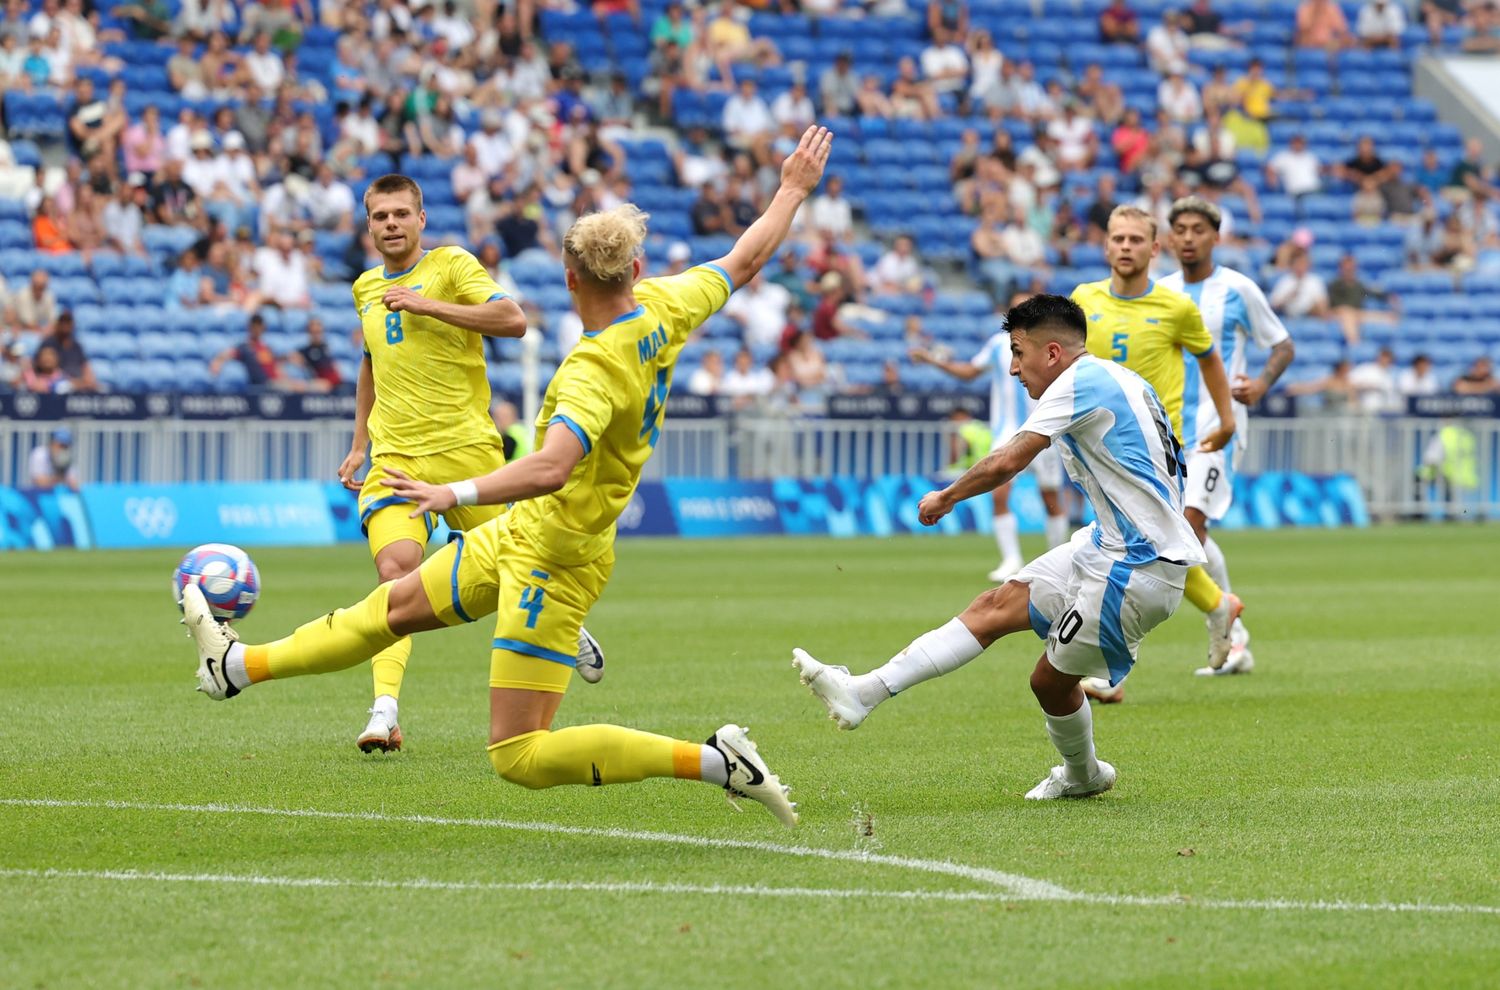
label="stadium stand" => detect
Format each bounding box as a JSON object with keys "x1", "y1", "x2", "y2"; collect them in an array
[{"x1": 1, "y1": 0, "x2": 1499, "y2": 408}]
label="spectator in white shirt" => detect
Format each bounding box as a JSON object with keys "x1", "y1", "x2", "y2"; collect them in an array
[
  {"x1": 688, "y1": 349, "x2": 724, "y2": 396},
  {"x1": 870, "y1": 234, "x2": 926, "y2": 294},
  {"x1": 1397, "y1": 354, "x2": 1441, "y2": 396},
  {"x1": 721, "y1": 347, "x2": 776, "y2": 403},
  {"x1": 241, "y1": 32, "x2": 284, "y2": 92},
  {"x1": 1158, "y1": 71, "x2": 1203, "y2": 123},
  {"x1": 809, "y1": 173, "x2": 854, "y2": 241},
  {"x1": 102, "y1": 174, "x2": 147, "y2": 256},
  {"x1": 1348, "y1": 347, "x2": 1401, "y2": 413},
  {"x1": 218, "y1": 130, "x2": 257, "y2": 201},
  {"x1": 1269, "y1": 250, "x2": 1330, "y2": 317},
  {"x1": 307, "y1": 164, "x2": 354, "y2": 232},
  {"x1": 967, "y1": 29, "x2": 1004, "y2": 107},
  {"x1": 920, "y1": 26, "x2": 969, "y2": 96},
  {"x1": 1046, "y1": 101, "x2": 1098, "y2": 169},
  {"x1": 771, "y1": 80, "x2": 816, "y2": 131},
  {"x1": 1265, "y1": 133, "x2": 1323, "y2": 198},
  {"x1": 181, "y1": 132, "x2": 224, "y2": 198},
  {"x1": 254, "y1": 230, "x2": 311, "y2": 308},
  {"x1": 722, "y1": 272, "x2": 791, "y2": 350},
  {"x1": 1356, "y1": 0, "x2": 1405, "y2": 48},
  {"x1": 468, "y1": 109, "x2": 513, "y2": 178},
  {"x1": 340, "y1": 97, "x2": 381, "y2": 157},
  {"x1": 722, "y1": 78, "x2": 775, "y2": 152},
  {"x1": 1146, "y1": 10, "x2": 1192, "y2": 75}
]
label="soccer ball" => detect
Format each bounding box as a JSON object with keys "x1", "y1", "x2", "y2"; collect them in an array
[{"x1": 172, "y1": 543, "x2": 260, "y2": 623}]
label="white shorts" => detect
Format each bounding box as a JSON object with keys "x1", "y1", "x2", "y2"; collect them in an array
[
  {"x1": 1184, "y1": 447, "x2": 1235, "y2": 522},
  {"x1": 1014, "y1": 528, "x2": 1187, "y2": 686},
  {"x1": 993, "y1": 432, "x2": 1065, "y2": 490}
]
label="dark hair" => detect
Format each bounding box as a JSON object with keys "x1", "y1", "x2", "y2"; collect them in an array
[
  {"x1": 1004, "y1": 294, "x2": 1088, "y2": 343},
  {"x1": 363, "y1": 173, "x2": 424, "y2": 214}
]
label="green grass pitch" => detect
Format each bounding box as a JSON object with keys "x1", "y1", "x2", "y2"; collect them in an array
[{"x1": 3, "y1": 525, "x2": 1498, "y2": 988}]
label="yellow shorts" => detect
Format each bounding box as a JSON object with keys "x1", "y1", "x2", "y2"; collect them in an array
[
  {"x1": 359, "y1": 441, "x2": 507, "y2": 558},
  {"x1": 417, "y1": 515, "x2": 614, "y2": 694}
]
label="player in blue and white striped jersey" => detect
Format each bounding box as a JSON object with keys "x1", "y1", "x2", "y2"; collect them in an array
[
  {"x1": 912, "y1": 314, "x2": 1070, "y2": 581},
  {"x1": 794, "y1": 295, "x2": 1206, "y2": 799},
  {"x1": 1160, "y1": 197, "x2": 1296, "y2": 676}
]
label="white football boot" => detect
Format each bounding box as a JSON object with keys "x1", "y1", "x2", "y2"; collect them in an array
[
  {"x1": 791, "y1": 647, "x2": 872, "y2": 730},
  {"x1": 1081, "y1": 676, "x2": 1125, "y2": 704},
  {"x1": 356, "y1": 711, "x2": 403, "y2": 753},
  {"x1": 708, "y1": 724, "x2": 798, "y2": 827},
  {"x1": 576, "y1": 625, "x2": 606, "y2": 684},
  {"x1": 987, "y1": 558, "x2": 1023, "y2": 583},
  {"x1": 1024, "y1": 760, "x2": 1117, "y2": 800},
  {"x1": 1204, "y1": 592, "x2": 1244, "y2": 670},
  {"x1": 181, "y1": 584, "x2": 241, "y2": 700}
]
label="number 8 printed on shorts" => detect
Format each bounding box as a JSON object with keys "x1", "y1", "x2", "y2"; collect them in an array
[{"x1": 386, "y1": 311, "x2": 404, "y2": 344}]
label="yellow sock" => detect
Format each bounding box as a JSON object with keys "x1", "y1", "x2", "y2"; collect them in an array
[
  {"x1": 243, "y1": 581, "x2": 399, "y2": 683},
  {"x1": 1183, "y1": 565, "x2": 1224, "y2": 614},
  {"x1": 487, "y1": 725, "x2": 703, "y2": 789},
  {"x1": 371, "y1": 637, "x2": 412, "y2": 699}
]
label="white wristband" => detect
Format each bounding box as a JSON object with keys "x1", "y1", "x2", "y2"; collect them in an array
[{"x1": 447, "y1": 480, "x2": 479, "y2": 506}]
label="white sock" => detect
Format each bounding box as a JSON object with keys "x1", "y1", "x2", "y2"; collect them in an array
[
  {"x1": 1044, "y1": 699, "x2": 1100, "y2": 784},
  {"x1": 372, "y1": 693, "x2": 399, "y2": 728},
  {"x1": 700, "y1": 744, "x2": 729, "y2": 786},
  {"x1": 223, "y1": 642, "x2": 250, "y2": 690},
  {"x1": 994, "y1": 513, "x2": 1021, "y2": 564},
  {"x1": 1044, "y1": 513, "x2": 1069, "y2": 549},
  {"x1": 1203, "y1": 536, "x2": 1231, "y2": 593},
  {"x1": 873, "y1": 618, "x2": 985, "y2": 695}
]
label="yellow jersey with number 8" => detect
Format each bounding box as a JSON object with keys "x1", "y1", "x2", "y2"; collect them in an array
[
  {"x1": 1070, "y1": 278, "x2": 1214, "y2": 442},
  {"x1": 506, "y1": 264, "x2": 734, "y2": 566},
  {"x1": 353, "y1": 246, "x2": 507, "y2": 457}
]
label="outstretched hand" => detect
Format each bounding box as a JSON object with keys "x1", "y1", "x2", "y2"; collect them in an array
[
  {"x1": 382, "y1": 468, "x2": 456, "y2": 517},
  {"x1": 781, "y1": 126, "x2": 834, "y2": 199}
]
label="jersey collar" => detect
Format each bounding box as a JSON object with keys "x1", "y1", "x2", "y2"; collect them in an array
[
  {"x1": 382, "y1": 250, "x2": 427, "y2": 279},
  {"x1": 1109, "y1": 279, "x2": 1155, "y2": 300},
  {"x1": 583, "y1": 304, "x2": 645, "y2": 338}
]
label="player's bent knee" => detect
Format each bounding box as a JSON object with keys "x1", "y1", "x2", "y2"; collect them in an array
[
  {"x1": 960, "y1": 581, "x2": 1032, "y2": 643},
  {"x1": 486, "y1": 729, "x2": 549, "y2": 789},
  {"x1": 385, "y1": 573, "x2": 441, "y2": 635}
]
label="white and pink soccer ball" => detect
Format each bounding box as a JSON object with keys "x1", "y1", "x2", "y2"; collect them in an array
[{"x1": 172, "y1": 543, "x2": 260, "y2": 622}]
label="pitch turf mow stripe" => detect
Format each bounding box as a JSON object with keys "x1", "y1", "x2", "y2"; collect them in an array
[{"x1": 6, "y1": 798, "x2": 1499, "y2": 917}]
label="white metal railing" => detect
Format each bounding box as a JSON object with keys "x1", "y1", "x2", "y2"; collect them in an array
[{"x1": 4, "y1": 416, "x2": 1498, "y2": 519}]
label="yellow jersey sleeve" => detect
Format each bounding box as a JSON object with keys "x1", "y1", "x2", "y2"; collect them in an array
[
  {"x1": 442, "y1": 246, "x2": 508, "y2": 306},
  {"x1": 545, "y1": 353, "x2": 616, "y2": 455},
  {"x1": 633, "y1": 265, "x2": 734, "y2": 343},
  {"x1": 1172, "y1": 295, "x2": 1215, "y2": 357}
]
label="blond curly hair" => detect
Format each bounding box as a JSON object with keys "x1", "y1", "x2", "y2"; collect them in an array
[{"x1": 563, "y1": 205, "x2": 650, "y2": 286}]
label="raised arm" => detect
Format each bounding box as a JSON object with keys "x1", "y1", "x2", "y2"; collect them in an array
[
  {"x1": 919, "y1": 431, "x2": 1053, "y2": 524},
  {"x1": 381, "y1": 288, "x2": 527, "y2": 338},
  {"x1": 911, "y1": 347, "x2": 985, "y2": 381},
  {"x1": 710, "y1": 125, "x2": 833, "y2": 291}
]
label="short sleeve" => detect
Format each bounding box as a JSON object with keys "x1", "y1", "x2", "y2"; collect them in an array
[
  {"x1": 546, "y1": 358, "x2": 615, "y2": 456},
  {"x1": 635, "y1": 265, "x2": 734, "y2": 341},
  {"x1": 1238, "y1": 280, "x2": 1290, "y2": 348},
  {"x1": 446, "y1": 248, "x2": 507, "y2": 306},
  {"x1": 1174, "y1": 298, "x2": 1215, "y2": 357},
  {"x1": 1019, "y1": 373, "x2": 1081, "y2": 439}
]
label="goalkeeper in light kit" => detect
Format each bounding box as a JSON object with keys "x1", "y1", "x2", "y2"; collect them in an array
[{"x1": 180, "y1": 126, "x2": 838, "y2": 828}]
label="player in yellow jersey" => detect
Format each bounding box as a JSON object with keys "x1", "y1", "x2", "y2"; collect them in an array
[
  {"x1": 338, "y1": 174, "x2": 601, "y2": 754},
  {"x1": 179, "y1": 125, "x2": 837, "y2": 828},
  {"x1": 1069, "y1": 205, "x2": 1243, "y2": 699}
]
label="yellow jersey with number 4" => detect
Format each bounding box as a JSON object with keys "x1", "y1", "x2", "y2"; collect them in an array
[
  {"x1": 353, "y1": 246, "x2": 508, "y2": 458},
  {"x1": 506, "y1": 264, "x2": 734, "y2": 566},
  {"x1": 1070, "y1": 278, "x2": 1214, "y2": 441}
]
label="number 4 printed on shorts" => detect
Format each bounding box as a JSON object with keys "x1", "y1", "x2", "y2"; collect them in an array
[{"x1": 518, "y1": 569, "x2": 549, "y2": 629}]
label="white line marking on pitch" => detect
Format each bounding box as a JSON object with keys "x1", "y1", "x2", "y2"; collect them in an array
[{"x1": 5, "y1": 797, "x2": 1498, "y2": 916}]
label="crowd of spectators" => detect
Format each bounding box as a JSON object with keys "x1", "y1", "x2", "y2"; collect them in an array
[{"x1": 2, "y1": 0, "x2": 1500, "y2": 412}]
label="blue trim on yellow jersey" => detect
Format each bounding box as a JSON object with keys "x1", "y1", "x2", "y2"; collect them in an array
[
  {"x1": 549, "y1": 414, "x2": 592, "y2": 454},
  {"x1": 485, "y1": 292, "x2": 509, "y2": 302},
  {"x1": 381, "y1": 251, "x2": 427, "y2": 279},
  {"x1": 492, "y1": 637, "x2": 577, "y2": 667},
  {"x1": 700, "y1": 263, "x2": 735, "y2": 293},
  {"x1": 359, "y1": 494, "x2": 410, "y2": 534},
  {"x1": 1188, "y1": 343, "x2": 1215, "y2": 358},
  {"x1": 450, "y1": 533, "x2": 474, "y2": 623},
  {"x1": 1109, "y1": 280, "x2": 1155, "y2": 301},
  {"x1": 583, "y1": 304, "x2": 646, "y2": 337}
]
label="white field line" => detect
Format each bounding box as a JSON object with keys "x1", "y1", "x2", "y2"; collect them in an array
[{"x1": 5, "y1": 797, "x2": 1499, "y2": 917}]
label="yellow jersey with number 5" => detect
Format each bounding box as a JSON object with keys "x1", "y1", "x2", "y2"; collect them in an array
[
  {"x1": 353, "y1": 246, "x2": 508, "y2": 457},
  {"x1": 1070, "y1": 278, "x2": 1214, "y2": 442},
  {"x1": 506, "y1": 264, "x2": 734, "y2": 565}
]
